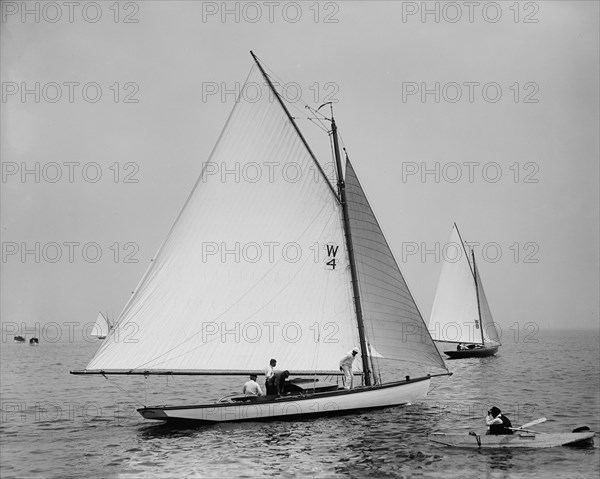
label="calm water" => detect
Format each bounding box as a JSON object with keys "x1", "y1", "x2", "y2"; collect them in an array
[{"x1": 1, "y1": 328, "x2": 598, "y2": 478}]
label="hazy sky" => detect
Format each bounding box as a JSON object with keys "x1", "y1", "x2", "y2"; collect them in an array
[{"x1": 1, "y1": 0, "x2": 598, "y2": 341}]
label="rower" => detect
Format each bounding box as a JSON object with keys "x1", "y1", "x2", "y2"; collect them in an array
[{"x1": 486, "y1": 406, "x2": 514, "y2": 435}]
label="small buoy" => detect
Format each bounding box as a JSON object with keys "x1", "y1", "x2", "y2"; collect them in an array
[{"x1": 29, "y1": 338, "x2": 39, "y2": 345}]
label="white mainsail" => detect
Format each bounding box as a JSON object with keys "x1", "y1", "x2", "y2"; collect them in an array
[
  {"x1": 86, "y1": 65, "x2": 360, "y2": 373},
  {"x1": 82, "y1": 59, "x2": 446, "y2": 379},
  {"x1": 90, "y1": 312, "x2": 110, "y2": 338},
  {"x1": 429, "y1": 224, "x2": 483, "y2": 344}
]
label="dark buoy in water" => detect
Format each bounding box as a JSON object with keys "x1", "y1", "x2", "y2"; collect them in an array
[{"x1": 29, "y1": 338, "x2": 39, "y2": 345}]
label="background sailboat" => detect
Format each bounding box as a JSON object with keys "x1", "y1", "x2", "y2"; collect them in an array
[
  {"x1": 90, "y1": 312, "x2": 111, "y2": 340},
  {"x1": 72, "y1": 52, "x2": 449, "y2": 422},
  {"x1": 429, "y1": 224, "x2": 501, "y2": 359}
]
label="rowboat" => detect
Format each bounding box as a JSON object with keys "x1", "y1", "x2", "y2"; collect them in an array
[{"x1": 429, "y1": 428, "x2": 595, "y2": 449}]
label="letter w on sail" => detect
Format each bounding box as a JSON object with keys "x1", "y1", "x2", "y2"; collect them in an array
[{"x1": 326, "y1": 243, "x2": 339, "y2": 270}]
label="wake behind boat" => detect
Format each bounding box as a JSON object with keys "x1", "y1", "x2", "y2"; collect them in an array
[
  {"x1": 429, "y1": 224, "x2": 501, "y2": 359},
  {"x1": 71, "y1": 52, "x2": 450, "y2": 422}
]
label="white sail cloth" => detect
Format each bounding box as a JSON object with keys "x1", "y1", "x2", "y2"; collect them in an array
[
  {"x1": 85, "y1": 62, "x2": 447, "y2": 376},
  {"x1": 86, "y1": 66, "x2": 361, "y2": 373},
  {"x1": 90, "y1": 312, "x2": 109, "y2": 338},
  {"x1": 345, "y1": 160, "x2": 447, "y2": 370},
  {"x1": 429, "y1": 224, "x2": 500, "y2": 346}
]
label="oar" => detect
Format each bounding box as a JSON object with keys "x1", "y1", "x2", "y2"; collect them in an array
[
  {"x1": 509, "y1": 426, "x2": 543, "y2": 434},
  {"x1": 509, "y1": 417, "x2": 547, "y2": 434},
  {"x1": 519, "y1": 417, "x2": 547, "y2": 429}
]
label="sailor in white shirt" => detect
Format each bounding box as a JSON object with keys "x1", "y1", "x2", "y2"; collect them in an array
[
  {"x1": 339, "y1": 347, "x2": 359, "y2": 389},
  {"x1": 242, "y1": 374, "x2": 263, "y2": 396},
  {"x1": 264, "y1": 358, "x2": 276, "y2": 395}
]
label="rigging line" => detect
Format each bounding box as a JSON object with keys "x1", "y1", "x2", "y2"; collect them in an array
[
  {"x1": 101, "y1": 373, "x2": 146, "y2": 407},
  {"x1": 135, "y1": 207, "x2": 342, "y2": 369},
  {"x1": 303, "y1": 115, "x2": 330, "y2": 133},
  {"x1": 303, "y1": 105, "x2": 331, "y2": 132},
  {"x1": 253, "y1": 53, "x2": 338, "y2": 198},
  {"x1": 259, "y1": 61, "x2": 318, "y2": 121},
  {"x1": 305, "y1": 105, "x2": 332, "y2": 133},
  {"x1": 309, "y1": 103, "x2": 333, "y2": 124},
  {"x1": 426, "y1": 373, "x2": 453, "y2": 394}
]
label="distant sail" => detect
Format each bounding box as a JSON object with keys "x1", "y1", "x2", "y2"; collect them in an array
[
  {"x1": 429, "y1": 224, "x2": 482, "y2": 344},
  {"x1": 90, "y1": 312, "x2": 110, "y2": 338}
]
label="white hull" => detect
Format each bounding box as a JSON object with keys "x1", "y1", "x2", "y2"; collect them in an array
[{"x1": 138, "y1": 377, "x2": 431, "y2": 422}]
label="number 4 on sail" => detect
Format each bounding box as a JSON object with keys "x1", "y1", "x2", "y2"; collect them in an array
[
  {"x1": 428, "y1": 223, "x2": 501, "y2": 359},
  {"x1": 71, "y1": 52, "x2": 450, "y2": 422}
]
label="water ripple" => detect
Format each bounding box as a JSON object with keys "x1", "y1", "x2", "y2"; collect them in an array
[{"x1": 1, "y1": 330, "x2": 598, "y2": 478}]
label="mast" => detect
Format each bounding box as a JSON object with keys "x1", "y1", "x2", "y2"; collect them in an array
[
  {"x1": 454, "y1": 222, "x2": 481, "y2": 345},
  {"x1": 471, "y1": 249, "x2": 485, "y2": 346},
  {"x1": 331, "y1": 118, "x2": 372, "y2": 386},
  {"x1": 454, "y1": 223, "x2": 473, "y2": 276}
]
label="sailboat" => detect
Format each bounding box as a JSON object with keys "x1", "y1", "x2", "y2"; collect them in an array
[
  {"x1": 428, "y1": 223, "x2": 501, "y2": 359},
  {"x1": 90, "y1": 312, "x2": 111, "y2": 340},
  {"x1": 71, "y1": 52, "x2": 449, "y2": 423}
]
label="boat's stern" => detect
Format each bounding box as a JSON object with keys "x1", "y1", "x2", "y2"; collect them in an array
[{"x1": 566, "y1": 431, "x2": 595, "y2": 448}]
